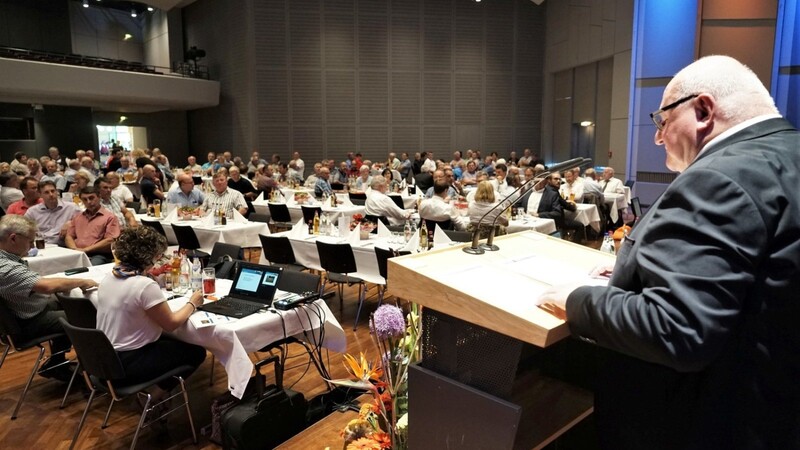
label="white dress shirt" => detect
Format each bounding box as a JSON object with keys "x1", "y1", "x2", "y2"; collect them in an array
[
  {"x1": 559, "y1": 178, "x2": 585, "y2": 203},
  {"x1": 365, "y1": 190, "x2": 409, "y2": 226},
  {"x1": 419, "y1": 196, "x2": 469, "y2": 231},
  {"x1": 602, "y1": 177, "x2": 624, "y2": 194}
]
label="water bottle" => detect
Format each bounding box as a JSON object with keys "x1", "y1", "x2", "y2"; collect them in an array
[
  {"x1": 190, "y1": 257, "x2": 202, "y2": 290},
  {"x1": 404, "y1": 219, "x2": 412, "y2": 242},
  {"x1": 180, "y1": 253, "x2": 191, "y2": 291},
  {"x1": 600, "y1": 232, "x2": 615, "y2": 254}
]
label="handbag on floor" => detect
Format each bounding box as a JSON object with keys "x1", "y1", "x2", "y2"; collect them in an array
[{"x1": 221, "y1": 355, "x2": 308, "y2": 449}]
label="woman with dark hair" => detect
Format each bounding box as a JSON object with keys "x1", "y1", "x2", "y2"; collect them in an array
[
  {"x1": 381, "y1": 168, "x2": 401, "y2": 192},
  {"x1": 96, "y1": 226, "x2": 206, "y2": 403}
]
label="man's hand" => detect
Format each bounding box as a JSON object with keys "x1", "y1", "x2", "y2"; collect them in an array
[
  {"x1": 536, "y1": 282, "x2": 582, "y2": 315},
  {"x1": 589, "y1": 263, "x2": 615, "y2": 279},
  {"x1": 80, "y1": 279, "x2": 99, "y2": 292}
]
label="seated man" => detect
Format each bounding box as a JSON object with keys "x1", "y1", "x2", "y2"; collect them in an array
[
  {"x1": 314, "y1": 167, "x2": 333, "y2": 198},
  {"x1": 601, "y1": 167, "x2": 625, "y2": 193},
  {"x1": 536, "y1": 172, "x2": 583, "y2": 239},
  {"x1": 140, "y1": 164, "x2": 165, "y2": 207},
  {"x1": 227, "y1": 166, "x2": 258, "y2": 202},
  {"x1": 0, "y1": 215, "x2": 98, "y2": 381},
  {"x1": 168, "y1": 173, "x2": 205, "y2": 208},
  {"x1": 419, "y1": 180, "x2": 469, "y2": 231},
  {"x1": 40, "y1": 160, "x2": 67, "y2": 192},
  {"x1": 6, "y1": 176, "x2": 43, "y2": 215},
  {"x1": 365, "y1": 176, "x2": 411, "y2": 226},
  {"x1": 106, "y1": 172, "x2": 134, "y2": 205},
  {"x1": 0, "y1": 171, "x2": 23, "y2": 211},
  {"x1": 202, "y1": 171, "x2": 248, "y2": 216},
  {"x1": 489, "y1": 163, "x2": 514, "y2": 197},
  {"x1": 66, "y1": 187, "x2": 121, "y2": 265},
  {"x1": 559, "y1": 167, "x2": 585, "y2": 203},
  {"x1": 24, "y1": 181, "x2": 80, "y2": 244},
  {"x1": 96, "y1": 177, "x2": 138, "y2": 229}
]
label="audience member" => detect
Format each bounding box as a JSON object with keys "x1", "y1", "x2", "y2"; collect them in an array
[
  {"x1": 96, "y1": 177, "x2": 137, "y2": 229},
  {"x1": 26, "y1": 159, "x2": 43, "y2": 181},
  {"x1": 168, "y1": 173, "x2": 205, "y2": 208},
  {"x1": 601, "y1": 167, "x2": 625, "y2": 193},
  {"x1": 25, "y1": 181, "x2": 80, "y2": 244},
  {"x1": 314, "y1": 167, "x2": 333, "y2": 198},
  {"x1": 0, "y1": 171, "x2": 23, "y2": 210},
  {"x1": 365, "y1": 176, "x2": 411, "y2": 226},
  {"x1": 290, "y1": 151, "x2": 305, "y2": 179},
  {"x1": 6, "y1": 176, "x2": 43, "y2": 215},
  {"x1": 202, "y1": 171, "x2": 248, "y2": 216},
  {"x1": 536, "y1": 172, "x2": 582, "y2": 239},
  {"x1": 40, "y1": 160, "x2": 67, "y2": 191},
  {"x1": 355, "y1": 165, "x2": 372, "y2": 190},
  {"x1": 185, "y1": 155, "x2": 203, "y2": 175},
  {"x1": 140, "y1": 164, "x2": 165, "y2": 206},
  {"x1": 66, "y1": 186, "x2": 120, "y2": 265},
  {"x1": 419, "y1": 180, "x2": 469, "y2": 231},
  {"x1": 227, "y1": 166, "x2": 258, "y2": 202},
  {"x1": 559, "y1": 167, "x2": 585, "y2": 203},
  {"x1": 467, "y1": 180, "x2": 508, "y2": 238},
  {"x1": 106, "y1": 172, "x2": 134, "y2": 204},
  {"x1": 10, "y1": 152, "x2": 30, "y2": 176}
]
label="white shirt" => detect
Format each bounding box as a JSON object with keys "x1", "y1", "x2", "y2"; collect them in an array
[
  {"x1": 365, "y1": 190, "x2": 409, "y2": 226},
  {"x1": 526, "y1": 190, "x2": 544, "y2": 213},
  {"x1": 421, "y1": 158, "x2": 436, "y2": 173},
  {"x1": 292, "y1": 158, "x2": 305, "y2": 179},
  {"x1": 602, "y1": 177, "x2": 624, "y2": 194},
  {"x1": 96, "y1": 274, "x2": 165, "y2": 351},
  {"x1": 418, "y1": 195, "x2": 469, "y2": 231},
  {"x1": 559, "y1": 178, "x2": 585, "y2": 203},
  {"x1": 112, "y1": 184, "x2": 134, "y2": 203},
  {"x1": 490, "y1": 177, "x2": 515, "y2": 197}
]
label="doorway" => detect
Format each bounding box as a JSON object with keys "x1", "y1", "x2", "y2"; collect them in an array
[{"x1": 96, "y1": 125, "x2": 148, "y2": 164}]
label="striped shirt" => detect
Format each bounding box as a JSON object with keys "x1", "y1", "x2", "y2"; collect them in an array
[
  {"x1": 101, "y1": 196, "x2": 128, "y2": 229},
  {"x1": 0, "y1": 250, "x2": 51, "y2": 320},
  {"x1": 202, "y1": 188, "x2": 247, "y2": 214}
]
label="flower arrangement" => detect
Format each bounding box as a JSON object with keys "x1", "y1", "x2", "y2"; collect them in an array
[
  {"x1": 334, "y1": 304, "x2": 421, "y2": 450},
  {"x1": 294, "y1": 192, "x2": 309, "y2": 204},
  {"x1": 350, "y1": 214, "x2": 376, "y2": 232}
]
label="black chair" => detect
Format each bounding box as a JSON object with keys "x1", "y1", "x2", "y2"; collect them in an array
[
  {"x1": 624, "y1": 179, "x2": 635, "y2": 189},
  {"x1": 0, "y1": 300, "x2": 71, "y2": 419},
  {"x1": 348, "y1": 192, "x2": 367, "y2": 206},
  {"x1": 267, "y1": 203, "x2": 294, "y2": 230},
  {"x1": 315, "y1": 241, "x2": 367, "y2": 330},
  {"x1": 209, "y1": 242, "x2": 242, "y2": 263},
  {"x1": 331, "y1": 181, "x2": 344, "y2": 191},
  {"x1": 259, "y1": 235, "x2": 307, "y2": 272},
  {"x1": 301, "y1": 205, "x2": 322, "y2": 226},
  {"x1": 389, "y1": 195, "x2": 405, "y2": 210},
  {"x1": 628, "y1": 197, "x2": 643, "y2": 227},
  {"x1": 423, "y1": 218, "x2": 452, "y2": 233},
  {"x1": 55, "y1": 293, "x2": 97, "y2": 408},
  {"x1": 192, "y1": 176, "x2": 202, "y2": 185},
  {"x1": 249, "y1": 212, "x2": 270, "y2": 223},
  {"x1": 276, "y1": 269, "x2": 320, "y2": 295},
  {"x1": 59, "y1": 319, "x2": 197, "y2": 450},
  {"x1": 140, "y1": 219, "x2": 167, "y2": 238},
  {"x1": 443, "y1": 229, "x2": 472, "y2": 242},
  {"x1": 365, "y1": 214, "x2": 389, "y2": 226},
  {"x1": 126, "y1": 201, "x2": 141, "y2": 214},
  {"x1": 374, "y1": 247, "x2": 399, "y2": 305},
  {"x1": 414, "y1": 172, "x2": 433, "y2": 192},
  {"x1": 169, "y1": 224, "x2": 211, "y2": 260}
]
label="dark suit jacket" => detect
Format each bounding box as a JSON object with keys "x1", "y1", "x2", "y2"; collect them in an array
[
  {"x1": 567, "y1": 118, "x2": 800, "y2": 449},
  {"x1": 537, "y1": 184, "x2": 575, "y2": 227}
]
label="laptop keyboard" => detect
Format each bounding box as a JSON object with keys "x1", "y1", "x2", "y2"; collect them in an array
[{"x1": 217, "y1": 297, "x2": 263, "y2": 313}]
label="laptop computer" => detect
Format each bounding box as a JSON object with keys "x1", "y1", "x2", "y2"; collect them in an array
[{"x1": 198, "y1": 263, "x2": 283, "y2": 318}]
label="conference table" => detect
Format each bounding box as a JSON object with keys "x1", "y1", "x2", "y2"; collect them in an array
[
  {"x1": 566, "y1": 203, "x2": 601, "y2": 232},
  {"x1": 506, "y1": 216, "x2": 558, "y2": 235},
  {"x1": 136, "y1": 214, "x2": 270, "y2": 252},
  {"x1": 24, "y1": 244, "x2": 92, "y2": 276},
  {"x1": 251, "y1": 199, "x2": 365, "y2": 225},
  {"x1": 56, "y1": 264, "x2": 346, "y2": 399}
]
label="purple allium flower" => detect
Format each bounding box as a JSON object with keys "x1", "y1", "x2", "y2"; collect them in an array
[{"x1": 371, "y1": 305, "x2": 406, "y2": 339}]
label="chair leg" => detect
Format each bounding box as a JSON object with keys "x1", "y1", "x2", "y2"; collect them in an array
[
  {"x1": 101, "y1": 397, "x2": 115, "y2": 428},
  {"x1": 352, "y1": 284, "x2": 367, "y2": 331},
  {"x1": 130, "y1": 393, "x2": 152, "y2": 450},
  {"x1": 69, "y1": 388, "x2": 97, "y2": 450},
  {"x1": 61, "y1": 362, "x2": 82, "y2": 408},
  {"x1": 178, "y1": 376, "x2": 198, "y2": 444},
  {"x1": 377, "y1": 285, "x2": 385, "y2": 307},
  {"x1": 11, "y1": 345, "x2": 45, "y2": 419},
  {"x1": 0, "y1": 343, "x2": 10, "y2": 370}
]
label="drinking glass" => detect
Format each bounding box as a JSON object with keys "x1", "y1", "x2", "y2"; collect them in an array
[
  {"x1": 35, "y1": 232, "x2": 45, "y2": 250},
  {"x1": 203, "y1": 267, "x2": 216, "y2": 296},
  {"x1": 152, "y1": 199, "x2": 161, "y2": 217}
]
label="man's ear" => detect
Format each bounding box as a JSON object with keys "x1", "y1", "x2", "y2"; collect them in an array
[{"x1": 695, "y1": 94, "x2": 716, "y2": 130}]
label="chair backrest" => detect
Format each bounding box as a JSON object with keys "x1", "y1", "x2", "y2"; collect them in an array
[
  {"x1": 0, "y1": 298, "x2": 21, "y2": 339},
  {"x1": 56, "y1": 293, "x2": 97, "y2": 329},
  {"x1": 389, "y1": 195, "x2": 404, "y2": 210},
  {"x1": 58, "y1": 318, "x2": 126, "y2": 381},
  {"x1": 348, "y1": 192, "x2": 367, "y2": 201},
  {"x1": 210, "y1": 242, "x2": 242, "y2": 263},
  {"x1": 349, "y1": 196, "x2": 366, "y2": 206},
  {"x1": 170, "y1": 224, "x2": 202, "y2": 250},
  {"x1": 331, "y1": 182, "x2": 344, "y2": 191},
  {"x1": 277, "y1": 270, "x2": 320, "y2": 294},
  {"x1": 624, "y1": 179, "x2": 635, "y2": 189},
  {"x1": 126, "y1": 201, "x2": 141, "y2": 213},
  {"x1": 315, "y1": 241, "x2": 357, "y2": 274},
  {"x1": 267, "y1": 203, "x2": 293, "y2": 223},
  {"x1": 443, "y1": 229, "x2": 472, "y2": 242},
  {"x1": 249, "y1": 213, "x2": 270, "y2": 223},
  {"x1": 374, "y1": 246, "x2": 396, "y2": 281},
  {"x1": 301, "y1": 205, "x2": 322, "y2": 225},
  {"x1": 140, "y1": 219, "x2": 167, "y2": 237},
  {"x1": 364, "y1": 214, "x2": 389, "y2": 226},
  {"x1": 259, "y1": 234, "x2": 297, "y2": 265},
  {"x1": 424, "y1": 218, "x2": 452, "y2": 233},
  {"x1": 631, "y1": 196, "x2": 642, "y2": 219}
]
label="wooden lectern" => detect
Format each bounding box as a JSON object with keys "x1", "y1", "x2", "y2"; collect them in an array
[{"x1": 388, "y1": 232, "x2": 615, "y2": 449}]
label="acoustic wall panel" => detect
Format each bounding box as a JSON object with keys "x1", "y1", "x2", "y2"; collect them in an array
[
  {"x1": 325, "y1": 71, "x2": 356, "y2": 123},
  {"x1": 290, "y1": 12, "x2": 321, "y2": 68},
  {"x1": 424, "y1": 0, "x2": 451, "y2": 17},
  {"x1": 392, "y1": 0, "x2": 421, "y2": 17},
  {"x1": 324, "y1": 0, "x2": 355, "y2": 14},
  {"x1": 392, "y1": 16, "x2": 421, "y2": 70},
  {"x1": 455, "y1": 16, "x2": 484, "y2": 71},
  {"x1": 392, "y1": 127, "x2": 421, "y2": 153},
  {"x1": 455, "y1": 73, "x2": 483, "y2": 124},
  {"x1": 359, "y1": 71, "x2": 389, "y2": 124},
  {"x1": 259, "y1": 126, "x2": 290, "y2": 153},
  {"x1": 486, "y1": 19, "x2": 514, "y2": 72},
  {"x1": 291, "y1": 70, "x2": 323, "y2": 122},
  {"x1": 326, "y1": 126, "x2": 357, "y2": 153},
  {"x1": 257, "y1": 69, "x2": 289, "y2": 123},
  {"x1": 360, "y1": 126, "x2": 389, "y2": 152},
  {"x1": 424, "y1": 72, "x2": 452, "y2": 124},
  {"x1": 358, "y1": 14, "x2": 388, "y2": 69},
  {"x1": 254, "y1": 6, "x2": 287, "y2": 67},
  {"x1": 292, "y1": 126, "x2": 324, "y2": 159},
  {"x1": 485, "y1": 127, "x2": 513, "y2": 152},
  {"x1": 290, "y1": 0, "x2": 321, "y2": 13},
  {"x1": 358, "y1": 0, "x2": 387, "y2": 16},
  {"x1": 423, "y1": 16, "x2": 453, "y2": 71},
  {"x1": 486, "y1": 72, "x2": 513, "y2": 124},
  {"x1": 324, "y1": 14, "x2": 355, "y2": 68},
  {"x1": 392, "y1": 72, "x2": 421, "y2": 124},
  {"x1": 423, "y1": 126, "x2": 452, "y2": 152}
]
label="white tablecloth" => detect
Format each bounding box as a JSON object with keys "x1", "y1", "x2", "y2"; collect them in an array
[
  {"x1": 136, "y1": 214, "x2": 270, "y2": 252},
  {"x1": 506, "y1": 217, "x2": 557, "y2": 235},
  {"x1": 24, "y1": 245, "x2": 92, "y2": 276},
  {"x1": 567, "y1": 203, "x2": 601, "y2": 232},
  {"x1": 56, "y1": 266, "x2": 345, "y2": 399},
  {"x1": 604, "y1": 192, "x2": 628, "y2": 223}
]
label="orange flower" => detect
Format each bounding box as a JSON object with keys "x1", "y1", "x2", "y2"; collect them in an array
[
  {"x1": 372, "y1": 431, "x2": 393, "y2": 449},
  {"x1": 373, "y1": 390, "x2": 393, "y2": 413},
  {"x1": 343, "y1": 352, "x2": 384, "y2": 382},
  {"x1": 346, "y1": 437, "x2": 382, "y2": 450}
]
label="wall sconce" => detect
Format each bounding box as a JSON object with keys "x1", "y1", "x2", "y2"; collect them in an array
[
  {"x1": 580, "y1": 121, "x2": 594, "y2": 127},
  {"x1": 119, "y1": 115, "x2": 127, "y2": 122},
  {"x1": 83, "y1": 0, "x2": 89, "y2": 8}
]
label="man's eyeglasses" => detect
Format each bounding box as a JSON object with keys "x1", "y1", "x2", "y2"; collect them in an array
[{"x1": 649, "y1": 94, "x2": 698, "y2": 130}]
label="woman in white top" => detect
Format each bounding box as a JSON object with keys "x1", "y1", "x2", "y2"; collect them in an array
[
  {"x1": 96, "y1": 226, "x2": 206, "y2": 402},
  {"x1": 467, "y1": 180, "x2": 509, "y2": 238}
]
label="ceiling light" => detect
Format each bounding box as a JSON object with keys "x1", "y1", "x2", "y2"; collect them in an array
[
  {"x1": 580, "y1": 121, "x2": 593, "y2": 127},
  {"x1": 83, "y1": 0, "x2": 89, "y2": 7},
  {"x1": 119, "y1": 115, "x2": 127, "y2": 122},
  {"x1": 123, "y1": 33, "x2": 132, "y2": 40},
  {"x1": 147, "y1": 6, "x2": 154, "y2": 11},
  {"x1": 131, "y1": 9, "x2": 137, "y2": 17}
]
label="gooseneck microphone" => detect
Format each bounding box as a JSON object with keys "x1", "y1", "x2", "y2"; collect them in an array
[{"x1": 462, "y1": 157, "x2": 592, "y2": 255}]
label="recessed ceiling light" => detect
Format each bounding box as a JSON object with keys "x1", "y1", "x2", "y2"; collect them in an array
[
  {"x1": 147, "y1": 6, "x2": 154, "y2": 12},
  {"x1": 123, "y1": 33, "x2": 132, "y2": 40},
  {"x1": 131, "y1": 9, "x2": 137, "y2": 17}
]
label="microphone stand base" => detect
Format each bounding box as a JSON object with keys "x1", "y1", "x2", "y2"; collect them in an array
[
  {"x1": 462, "y1": 246, "x2": 485, "y2": 255},
  {"x1": 479, "y1": 243, "x2": 499, "y2": 251}
]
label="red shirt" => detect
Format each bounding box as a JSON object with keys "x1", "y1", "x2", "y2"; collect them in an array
[
  {"x1": 68, "y1": 207, "x2": 121, "y2": 250},
  {"x1": 6, "y1": 198, "x2": 43, "y2": 215}
]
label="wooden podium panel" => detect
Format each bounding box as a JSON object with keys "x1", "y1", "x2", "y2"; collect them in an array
[{"x1": 388, "y1": 232, "x2": 614, "y2": 348}]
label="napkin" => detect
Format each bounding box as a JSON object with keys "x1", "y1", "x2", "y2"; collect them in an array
[
  {"x1": 433, "y1": 225, "x2": 452, "y2": 247},
  {"x1": 164, "y1": 207, "x2": 179, "y2": 222},
  {"x1": 348, "y1": 225, "x2": 362, "y2": 246},
  {"x1": 231, "y1": 209, "x2": 249, "y2": 223},
  {"x1": 377, "y1": 220, "x2": 391, "y2": 238},
  {"x1": 340, "y1": 194, "x2": 354, "y2": 206},
  {"x1": 289, "y1": 218, "x2": 307, "y2": 238},
  {"x1": 399, "y1": 232, "x2": 420, "y2": 253},
  {"x1": 201, "y1": 210, "x2": 216, "y2": 226}
]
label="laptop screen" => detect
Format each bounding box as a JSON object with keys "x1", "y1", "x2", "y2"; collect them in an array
[{"x1": 229, "y1": 263, "x2": 283, "y2": 304}]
